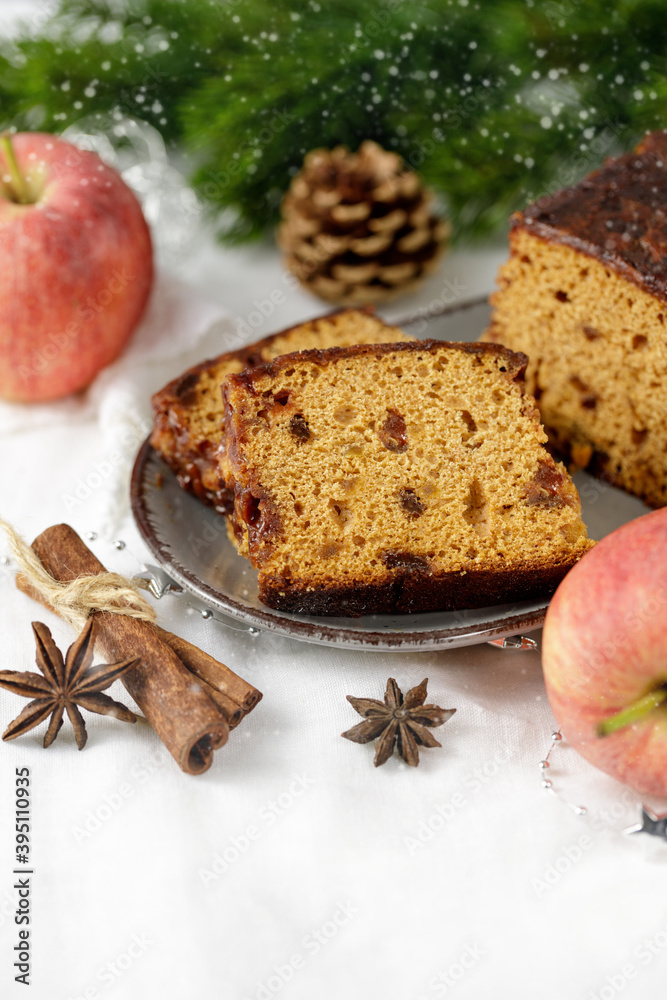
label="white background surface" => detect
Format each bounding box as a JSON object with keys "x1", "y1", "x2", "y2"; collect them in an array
[{"x1": 3, "y1": 4, "x2": 667, "y2": 1000}]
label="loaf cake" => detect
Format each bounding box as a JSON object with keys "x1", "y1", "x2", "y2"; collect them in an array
[
  {"x1": 484, "y1": 130, "x2": 667, "y2": 508},
  {"x1": 221, "y1": 340, "x2": 593, "y2": 616},
  {"x1": 150, "y1": 308, "x2": 412, "y2": 514}
]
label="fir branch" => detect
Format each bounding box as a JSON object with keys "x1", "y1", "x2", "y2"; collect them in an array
[{"x1": 1, "y1": 0, "x2": 666, "y2": 243}]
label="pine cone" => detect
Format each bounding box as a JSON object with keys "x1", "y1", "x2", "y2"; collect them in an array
[{"x1": 278, "y1": 141, "x2": 449, "y2": 306}]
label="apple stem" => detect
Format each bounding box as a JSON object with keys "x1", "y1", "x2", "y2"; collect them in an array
[
  {"x1": 0, "y1": 132, "x2": 29, "y2": 204},
  {"x1": 597, "y1": 688, "x2": 667, "y2": 737}
]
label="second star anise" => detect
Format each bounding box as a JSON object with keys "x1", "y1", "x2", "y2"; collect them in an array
[
  {"x1": 342, "y1": 677, "x2": 456, "y2": 767},
  {"x1": 0, "y1": 618, "x2": 139, "y2": 750}
]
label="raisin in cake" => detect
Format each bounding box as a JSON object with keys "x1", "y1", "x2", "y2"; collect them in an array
[
  {"x1": 221, "y1": 340, "x2": 592, "y2": 616},
  {"x1": 150, "y1": 308, "x2": 413, "y2": 514},
  {"x1": 484, "y1": 130, "x2": 667, "y2": 508}
]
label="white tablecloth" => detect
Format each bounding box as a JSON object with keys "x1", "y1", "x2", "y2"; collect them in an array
[
  {"x1": 2, "y1": 228, "x2": 667, "y2": 1000},
  {"x1": 3, "y1": 3, "x2": 667, "y2": 991}
]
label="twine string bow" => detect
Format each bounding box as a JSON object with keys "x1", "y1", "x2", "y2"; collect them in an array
[{"x1": 0, "y1": 518, "x2": 156, "y2": 630}]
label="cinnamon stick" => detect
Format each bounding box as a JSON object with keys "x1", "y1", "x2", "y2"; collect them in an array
[
  {"x1": 156, "y1": 628, "x2": 262, "y2": 714},
  {"x1": 196, "y1": 684, "x2": 244, "y2": 729},
  {"x1": 16, "y1": 574, "x2": 261, "y2": 733},
  {"x1": 21, "y1": 525, "x2": 236, "y2": 775}
]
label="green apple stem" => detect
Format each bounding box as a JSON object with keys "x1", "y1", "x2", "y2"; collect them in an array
[
  {"x1": 597, "y1": 688, "x2": 667, "y2": 737},
  {"x1": 0, "y1": 132, "x2": 29, "y2": 204}
]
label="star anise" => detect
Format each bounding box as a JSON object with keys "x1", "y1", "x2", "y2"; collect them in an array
[
  {"x1": 342, "y1": 677, "x2": 456, "y2": 767},
  {"x1": 0, "y1": 619, "x2": 139, "y2": 750}
]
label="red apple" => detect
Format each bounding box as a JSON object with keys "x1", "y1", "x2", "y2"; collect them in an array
[
  {"x1": 543, "y1": 508, "x2": 667, "y2": 797},
  {"x1": 0, "y1": 131, "x2": 153, "y2": 402}
]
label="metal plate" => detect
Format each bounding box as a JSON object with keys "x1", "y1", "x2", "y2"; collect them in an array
[{"x1": 130, "y1": 300, "x2": 649, "y2": 651}]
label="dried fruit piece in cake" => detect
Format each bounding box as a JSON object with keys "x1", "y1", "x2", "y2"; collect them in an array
[
  {"x1": 484, "y1": 130, "x2": 667, "y2": 508},
  {"x1": 149, "y1": 307, "x2": 413, "y2": 514},
  {"x1": 221, "y1": 340, "x2": 593, "y2": 616}
]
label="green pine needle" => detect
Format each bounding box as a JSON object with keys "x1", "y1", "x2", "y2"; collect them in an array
[{"x1": 1, "y1": 0, "x2": 666, "y2": 243}]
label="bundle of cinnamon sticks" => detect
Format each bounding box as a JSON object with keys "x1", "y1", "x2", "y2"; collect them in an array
[{"x1": 16, "y1": 524, "x2": 262, "y2": 775}]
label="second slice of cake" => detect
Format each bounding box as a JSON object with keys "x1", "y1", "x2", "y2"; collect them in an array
[
  {"x1": 221, "y1": 340, "x2": 593, "y2": 616},
  {"x1": 484, "y1": 131, "x2": 667, "y2": 508}
]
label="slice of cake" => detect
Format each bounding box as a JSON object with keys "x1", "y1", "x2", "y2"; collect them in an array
[
  {"x1": 484, "y1": 130, "x2": 667, "y2": 508},
  {"x1": 150, "y1": 307, "x2": 412, "y2": 514},
  {"x1": 221, "y1": 340, "x2": 592, "y2": 616}
]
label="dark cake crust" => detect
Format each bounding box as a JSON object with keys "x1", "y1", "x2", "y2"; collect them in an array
[
  {"x1": 516, "y1": 130, "x2": 667, "y2": 303},
  {"x1": 259, "y1": 561, "x2": 580, "y2": 617},
  {"x1": 229, "y1": 338, "x2": 529, "y2": 395}
]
